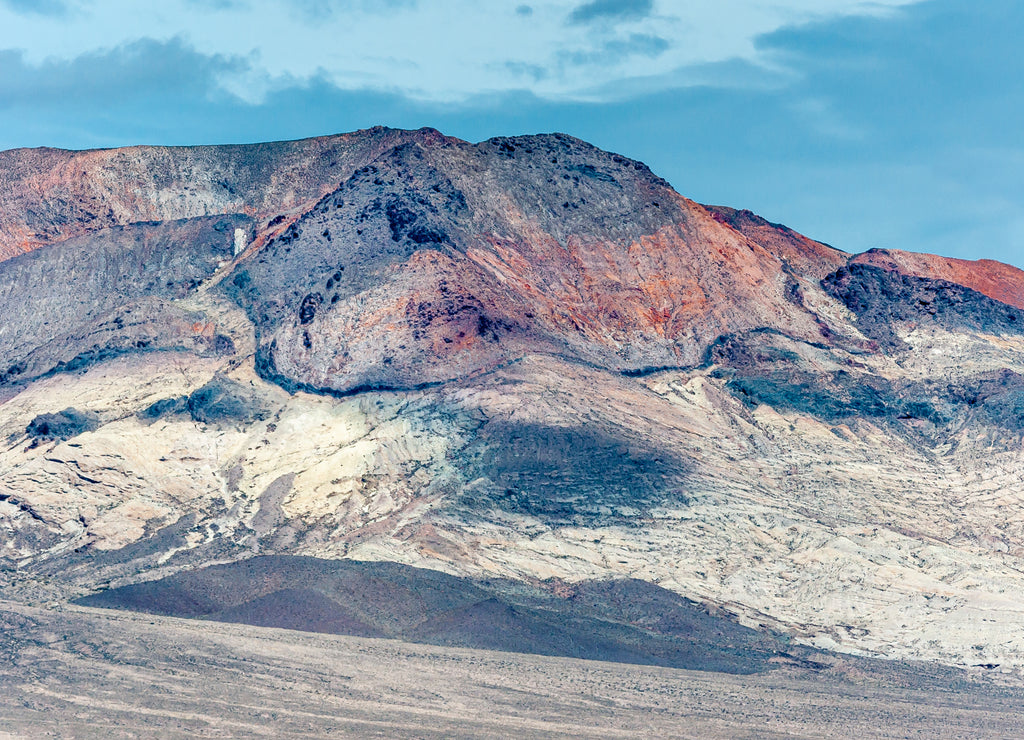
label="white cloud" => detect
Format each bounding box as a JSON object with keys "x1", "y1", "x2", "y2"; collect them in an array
[{"x1": 0, "y1": 0, "x2": 924, "y2": 103}]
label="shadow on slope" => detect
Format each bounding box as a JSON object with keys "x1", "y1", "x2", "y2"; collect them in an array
[
  {"x1": 463, "y1": 419, "x2": 690, "y2": 527},
  {"x1": 75, "y1": 556, "x2": 819, "y2": 675}
]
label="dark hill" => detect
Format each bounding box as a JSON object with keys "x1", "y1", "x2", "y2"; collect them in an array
[{"x1": 75, "y1": 555, "x2": 820, "y2": 675}]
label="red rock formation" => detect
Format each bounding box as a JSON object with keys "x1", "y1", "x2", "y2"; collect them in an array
[
  {"x1": 251, "y1": 137, "x2": 837, "y2": 393},
  {"x1": 3, "y1": 128, "x2": 1022, "y2": 396},
  {"x1": 0, "y1": 127, "x2": 452, "y2": 261},
  {"x1": 702, "y1": 204, "x2": 848, "y2": 280},
  {"x1": 850, "y1": 248, "x2": 1024, "y2": 310}
]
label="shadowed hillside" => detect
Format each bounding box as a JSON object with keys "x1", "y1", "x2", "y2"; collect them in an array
[{"x1": 76, "y1": 555, "x2": 829, "y2": 674}]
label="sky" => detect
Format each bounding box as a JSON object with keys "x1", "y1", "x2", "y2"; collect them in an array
[{"x1": 0, "y1": 0, "x2": 1021, "y2": 268}]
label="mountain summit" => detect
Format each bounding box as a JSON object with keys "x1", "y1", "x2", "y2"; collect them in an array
[{"x1": 2, "y1": 127, "x2": 1024, "y2": 671}]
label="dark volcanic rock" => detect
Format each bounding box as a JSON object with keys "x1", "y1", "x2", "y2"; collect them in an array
[
  {"x1": 707, "y1": 331, "x2": 906, "y2": 422},
  {"x1": 138, "y1": 396, "x2": 188, "y2": 423},
  {"x1": 26, "y1": 408, "x2": 99, "y2": 441},
  {"x1": 223, "y1": 140, "x2": 474, "y2": 331},
  {"x1": 726, "y1": 371, "x2": 899, "y2": 421},
  {"x1": 850, "y1": 247, "x2": 1024, "y2": 310},
  {"x1": 708, "y1": 330, "x2": 1024, "y2": 442},
  {"x1": 0, "y1": 215, "x2": 252, "y2": 385},
  {"x1": 465, "y1": 420, "x2": 689, "y2": 526},
  {"x1": 75, "y1": 555, "x2": 821, "y2": 674},
  {"x1": 941, "y1": 368, "x2": 1024, "y2": 435},
  {"x1": 224, "y1": 132, "x2": 830, "y2": 395},
  {"x1": 822, "y1": 263, "x2": 1024, "y2": 347},
  {"x1": 186, "y1": 375, "x2": 271, "y2": 426},
  {"x1": 208, "y1": 588, "x2": 387, "y2": 638},
  {"x1": 0, "y1": 127, "x2": 446, "y2": 261}
]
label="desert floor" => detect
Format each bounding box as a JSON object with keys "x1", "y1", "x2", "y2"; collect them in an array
[{"x1": 2, "y1": 600, "x2": 1024, "y2": 739}]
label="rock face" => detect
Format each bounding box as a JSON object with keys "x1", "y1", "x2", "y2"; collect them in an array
[
  {"x1": 0, "y1": 214, "x2": 248, "y2": 386},
  {"x1": 702, "y1": 204, "x2": 847, "y2": 280},
  {"x1": 3, "y1": 127, "x2": 1024, "y2": 673},
  {"x1": 823, "y1": 263, "x2": 1024, "y2": 348},
  {"x1": 850, "y1": 247, "x2": 1024, "y2": 310},
  {"x1": 0, "y1": 127, "x2": 440, "y2": 261},
  {"x1": 26, "y1": 408, "x2": 99, "y2": 442},
  {"x1": 230, "y1": 133, "x2": 833, "y2": 395}
]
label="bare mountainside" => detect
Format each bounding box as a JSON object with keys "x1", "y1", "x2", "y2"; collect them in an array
[{"x1": 2, "y1": 127, "x2": 1024, "y2": 676}]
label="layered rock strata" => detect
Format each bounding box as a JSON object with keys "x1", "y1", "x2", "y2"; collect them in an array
[{"x1": 2, "y1": 128, "x2": 1024, "y2": 672}]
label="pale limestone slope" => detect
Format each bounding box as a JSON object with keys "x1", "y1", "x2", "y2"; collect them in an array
[{"x1": 3, "y1": 313, "x2": 1024, "y2": 671}]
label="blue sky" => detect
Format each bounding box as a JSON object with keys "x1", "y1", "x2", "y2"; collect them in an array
[{"x1": 0, "y1": 0, "x2": 1021, "y2": 267}]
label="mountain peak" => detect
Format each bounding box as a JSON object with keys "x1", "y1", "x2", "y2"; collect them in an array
[{"x1": 2, "y1": 127, "x2": 1024, "y2": 674}]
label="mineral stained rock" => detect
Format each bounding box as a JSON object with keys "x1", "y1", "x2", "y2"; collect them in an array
[{"x1": 2, "y1": 127, "x2": 1024, "y2": 673}]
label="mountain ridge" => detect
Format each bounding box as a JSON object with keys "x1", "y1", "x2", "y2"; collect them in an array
[{"x1": 2, "y1": 127, "x2": 1024, "y2": 674}]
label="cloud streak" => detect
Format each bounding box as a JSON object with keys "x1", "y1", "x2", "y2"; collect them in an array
[
  {"x1": 0, "y1": 0, "x2": 925, "y2": 103},
  {"x1": 0, "y1": 39, "x2": 236, "y2": 106},
  {"x1": 0, "y1": 0, "x2": 68, "y2": 15},
  {"x1": 568, "y1": 0, "x2": 653, "y2": 25}
]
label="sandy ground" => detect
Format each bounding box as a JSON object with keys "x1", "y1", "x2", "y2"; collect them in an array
[{"x1": 1, "y1": 600, "x2": 1023, "y2": 739}]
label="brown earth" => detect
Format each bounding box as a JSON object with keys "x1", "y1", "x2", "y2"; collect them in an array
[{"x1": 2, "y1": 600, "x2": 1023, "y2": 740}]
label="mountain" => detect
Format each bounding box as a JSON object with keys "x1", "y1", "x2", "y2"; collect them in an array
[{"x1": 2, "y1": 127, "x2": 1024, "y2": 673}]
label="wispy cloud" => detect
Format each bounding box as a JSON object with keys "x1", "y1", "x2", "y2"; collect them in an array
[
  {"x1": 0, "y1": 0, "x2": 926, "y2": 103},
  {"x1": 558, "y1": 33, "x2": 668, "y2": 68},
  {"x1": 0, "y1": 37, "x2": 241, "y2": 105},
  {"x1": 568, "y1": 0, "x2": 653, "y2": 25},
  {"x1": 0, "y1": 0, "x2": 69, "y2": 15}
]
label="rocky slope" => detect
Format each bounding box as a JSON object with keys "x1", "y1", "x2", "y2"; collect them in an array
[
  {"x1": 850, "y1": 248, "x2": 1024, "y2": 310},
  {"x1": 0, "y1": 126, "x2": 439, "y2": 261},
  {"x1": 76, "y1": 555, "x2": 829, "y2": 674},
  {"x1": 2, "y1": 127, "x2": 1024, "y2": 673}
]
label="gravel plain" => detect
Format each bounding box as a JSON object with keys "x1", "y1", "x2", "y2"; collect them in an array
[{"x1": 2, "y1": 600, "x2": 1023, "y2": 739}]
